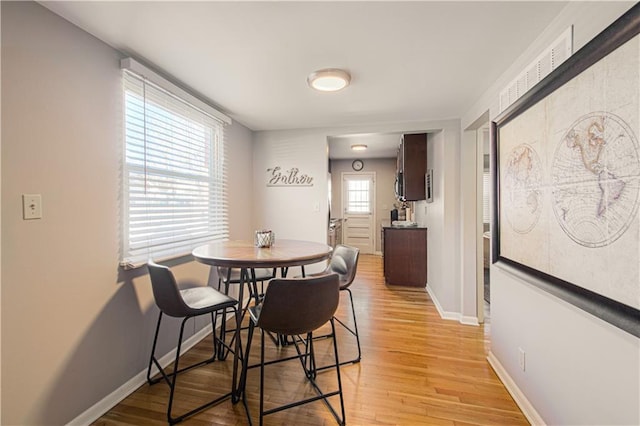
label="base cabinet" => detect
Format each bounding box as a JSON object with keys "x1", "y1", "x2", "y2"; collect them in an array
[{"x1": 383, "y1": 227, "x2": 427, "y2": 286}]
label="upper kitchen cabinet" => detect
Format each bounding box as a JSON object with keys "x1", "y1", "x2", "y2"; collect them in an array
[{"x1": 397, "y1": 133, "x2": 427, "y2": 201}]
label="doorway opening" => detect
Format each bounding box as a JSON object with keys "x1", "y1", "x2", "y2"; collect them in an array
[
  {"x1": 342, "y1": 172, "x2": 376, "y2": 254},
  {"x1": 480, "y1": 126, "x2": 491, "y2": 319}
]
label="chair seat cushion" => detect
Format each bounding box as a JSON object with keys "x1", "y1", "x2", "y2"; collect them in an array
[
  {"x1": 309, "y1": 269, "x2": 350, "y2": 290},
  {"x1": 218, "y1": 267, "x2": 275, "y2": 283},
  {"x1": 180, "y1": 286, "x2": 236, "y2": 314}
]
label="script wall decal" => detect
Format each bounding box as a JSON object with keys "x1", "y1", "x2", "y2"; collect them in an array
[{"x1": 266, "y1": 166, "x2": 314, "y2": 187}]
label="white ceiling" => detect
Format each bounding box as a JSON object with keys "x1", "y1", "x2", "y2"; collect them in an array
[
  {"x1": 328, "y1": 132, "x2": 402, "y2": 159},
  {"x1": 41, "y1": 1, "x2": 567, "y2": 158}
]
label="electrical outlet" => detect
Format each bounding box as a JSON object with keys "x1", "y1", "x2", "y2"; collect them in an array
[
  {"x1": 22, "y1": 194, "x2": 42, "y2": 220},
  {"x1": 518, "y1": 347, "x2": 526, "y2": 371}
]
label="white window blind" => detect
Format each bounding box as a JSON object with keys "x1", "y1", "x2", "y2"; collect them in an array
[
  {"x1": 346, "y1": 179, "x2": 371, "y2": 214},
  {"x1": 483, "y1": 171, "x2": 491, "y2": 224},
  {"x1": 120, "y1": 70, "x2": 228, "y2": 268}
]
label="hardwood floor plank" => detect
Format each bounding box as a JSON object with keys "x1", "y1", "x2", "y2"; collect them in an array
[{"x1": 93, "y1": 254, "x2": 527, "y2": 425}]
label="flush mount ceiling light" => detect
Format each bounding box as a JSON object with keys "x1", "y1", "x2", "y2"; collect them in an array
[
  {"x1": 307, "y1": 68, "x2": 351, "y2": 92},
  {"x1": 351, "y1": 144, "x2": 368, "y2": 151}
]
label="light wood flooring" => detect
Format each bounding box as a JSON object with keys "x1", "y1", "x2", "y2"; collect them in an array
[{"x1": 93, "y1": 255, "x2": 527, "y2": 425}]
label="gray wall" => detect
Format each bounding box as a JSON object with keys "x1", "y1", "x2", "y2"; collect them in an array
[
  {"x1": 414, "y1": 123, "x2": 462, "y2": 318},
  {"x1": 1, "y1": 2, "x2": 253, "y2": 423}
]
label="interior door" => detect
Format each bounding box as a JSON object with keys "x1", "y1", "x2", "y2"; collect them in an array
[{"x1": 342, "y1": 172, "x2": 375, "y2": 254}]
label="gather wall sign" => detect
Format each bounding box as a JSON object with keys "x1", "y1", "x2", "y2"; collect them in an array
[{"x1": 266, "y1": 166, "x2": 314, "y2": 187}]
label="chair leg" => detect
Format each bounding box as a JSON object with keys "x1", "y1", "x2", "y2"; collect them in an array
[
  {"x1": 260, "y1": 329, "x2": 266, "y2": 426},
  {"x1": 166, "y1": 318, "x2": 188, "y2": 424},
  {"x1": 218, "y1": 276, "x2": 248, "y2": 361},
  {"x1": 216, "y1": 279, "x2": 230, "y2": 359},
  {"x1": 308, "y1": 333, "x2": 316, "y2": 378},
  {"x1": 147, "y1": 313, "x2": 235, "y2": 424},
  {"x1": 229, "y1": 306, "x2": 242, "y2": 410},
  {"x1": 345, "y1": 287, "x2": 361, "y2": 363},
  {"x1": 329, "y1": 318, "x2": 346, "y2": 425},
  {"x1": 249, "y1": 268, "x2": 261, "y2": 305},
  {"x1": 218, "y1": 269, "x2": 263, "y2": 359},
  {"x1": 251, "y1": 325, "x2": 345, "y2": 425},
  {"x1": 315, "y1": 288, "x2": 361, "y2": 371},
  {"x1": 239, "y1": 318, "x2": 255, "y2": 401},
  {"x1": 290, "y1": 332, "x2": 316, "y2": 379},
  {"x1": 294, "y1": 322, "x2": 346, "y2": 425},
  {"x1": 148, "y1": 314, "x2": 219, "y2": 386},
  {"x1": 235, "y1": 319, "x2": 255, "y2": 425},
  {"x1": 210, "y1": 311, "x2": 218, "y2": 361},
  {"x1": 147, "y1": 311, "x2": 164, "y2": 384},
  {"x1": 304, "y1": 333, "x2": 317, "y2": 379}
]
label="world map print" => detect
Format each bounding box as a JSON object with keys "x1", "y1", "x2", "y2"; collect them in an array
[
  {"x1": 503, "y1": 144, "x2": 543, "y2": 234},
  {"x1": 551, "y1": 112, "x2": 640, "y2": 247},
  {"x1": 496, "y1": 29, "x2": 640, "y2": 318}
]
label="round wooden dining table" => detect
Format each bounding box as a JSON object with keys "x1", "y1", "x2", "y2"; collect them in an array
[
  {"x1": 192, "y1": 238, "x2": 333, "y2": 269},
  {"x1": 192, "y1": 239, "x2": 333, "y2": 400}
]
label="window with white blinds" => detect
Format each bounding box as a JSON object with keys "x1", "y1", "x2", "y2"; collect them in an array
[
  {"x1": 346, "y1": 179, "x2": 371, "y2": 214},
  {"x1": 120, "y1": 70, "x2": 228, "y2": 268},
  {"x1": 483, "y1": 171, "x2": 491, "y2": 224}
]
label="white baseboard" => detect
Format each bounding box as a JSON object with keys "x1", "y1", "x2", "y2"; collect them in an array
[
  {"x1": 460, "y1": 315, "x2": 479, "y2": 326},
  {"x1": 67, "y1": 319, "x2": 222, "y2": 426},
  {"x1": 426, "y1": 284, "x2": 479, "y2": 326},
  {"x1": 426, "y1": 284, "x2": 457, "y2": 320},
  {"x1": 487, "y1": 351, "x2": 546, "y2": 426}
]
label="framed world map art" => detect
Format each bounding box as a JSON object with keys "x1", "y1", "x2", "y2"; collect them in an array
[{"x1": 491, "y1": 4, "x2": 640, "y2": 337}]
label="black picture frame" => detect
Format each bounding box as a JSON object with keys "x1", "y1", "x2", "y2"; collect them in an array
[{"x1": 491, "y1": 4, "x2": 640, "y2": 338}]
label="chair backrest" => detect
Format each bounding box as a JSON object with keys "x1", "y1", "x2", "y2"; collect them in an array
[
  {"x1": 147, "y1": 260, "x2": 190, "y2": 318},
  {"x1": 326, "y1": 244, "x2": 360, "y2": 289},
  {"x1": 257, "y1": 274, "x2": 340, "y2": 335}
]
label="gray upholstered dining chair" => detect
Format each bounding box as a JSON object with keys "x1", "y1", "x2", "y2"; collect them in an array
[
  {"x1": 310, "y1": 244, "x2": 361, "y2": 366},
  {"x1": 240, "y1": 274, "x2": 346, "y2": 426},
  {"x1": 146, "y1": 260, "x2": 239, "y2": 425}
]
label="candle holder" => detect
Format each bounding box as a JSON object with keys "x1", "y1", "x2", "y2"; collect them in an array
[{"x1": 254, "y1": 230, "x2": 275, "y2": 248}]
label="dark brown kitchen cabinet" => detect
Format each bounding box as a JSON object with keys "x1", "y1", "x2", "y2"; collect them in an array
[
  {"x1": 383, "y1": 227, "x2": 427, "y2": 286},
  {"x1": 397, "y1": 133, "x2": 427, "y2": 201}
]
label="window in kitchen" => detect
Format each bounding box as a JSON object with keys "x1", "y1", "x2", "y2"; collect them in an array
[
  {"x1": 346, "y1": 179, "x2": 371, "y2": 214},
  {"x1": 120, "y1": 60, "x2": 230, "y2": 268}
]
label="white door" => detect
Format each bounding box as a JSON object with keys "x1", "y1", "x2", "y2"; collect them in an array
[{"x1": 342, "y1": 172, "x2": 375, "y2": 254}]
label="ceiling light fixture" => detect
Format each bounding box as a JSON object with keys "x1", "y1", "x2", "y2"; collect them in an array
[
  {"x1": 351, "y1": 144, "x2": 368, "y2": 151},
  {"x1": 307, "y1": 68, "x2": 351, "y2": 92}
]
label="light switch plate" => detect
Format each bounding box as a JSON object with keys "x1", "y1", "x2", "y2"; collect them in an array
[{"x1": 22, "y1": 194, "x2": 42, "y2": 220}]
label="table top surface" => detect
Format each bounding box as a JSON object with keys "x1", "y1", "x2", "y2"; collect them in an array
[{"x1": 192, "y1": 239, "x2": 332, "y2": 268}]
